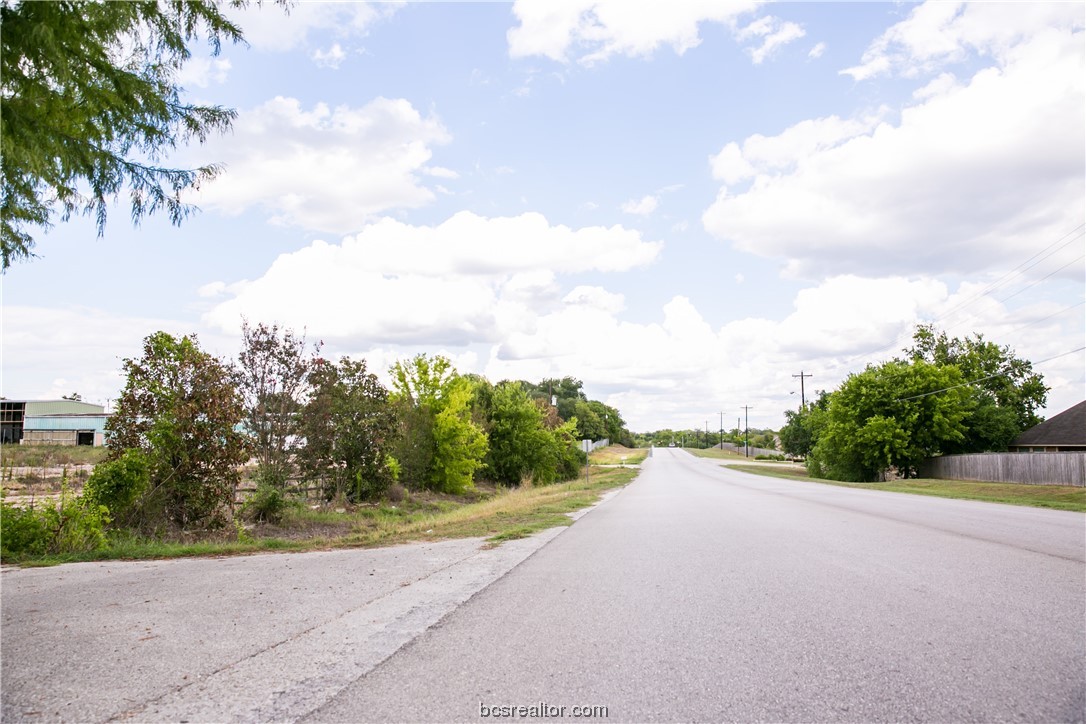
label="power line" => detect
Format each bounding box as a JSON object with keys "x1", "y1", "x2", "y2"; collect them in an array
[
  {"x1": 895, "y1": 346, "x2": 1085, "y2": 402},
  {"x1": 833, "y1": 223, "x2": 1086, "y2": 373},
  {"x1": 995, "y1": 300, "x2": 1085, "y2": 340},
  {"x1": 932, "y1": 225, "x2": 1084, "y2": 326}
]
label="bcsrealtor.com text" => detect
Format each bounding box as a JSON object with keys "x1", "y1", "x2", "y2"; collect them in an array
[{"x1": 479, "y1": 701, "x2": 608, "y2": 719}]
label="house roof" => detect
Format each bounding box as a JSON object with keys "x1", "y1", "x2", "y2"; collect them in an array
[{"x1": 1012, "y1": 401, "x2": 1086, "y2": 447}]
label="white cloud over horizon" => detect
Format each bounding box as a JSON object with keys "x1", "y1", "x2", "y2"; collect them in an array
[
  {"x1": 6, "y1": 269, "x2": 1081, "y2": 432},
  {"x1": 193, "y1": 96, "x2": 450, "y2": 232},
  {"x1": 201, "y1": 212, "x2": 663, "y2": 346}
]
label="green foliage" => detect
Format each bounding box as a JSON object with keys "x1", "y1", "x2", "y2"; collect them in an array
[
  {"x1": 390, "y1": 354, "x2": 455, "y2": 408},
  {"x1": 106, "y1": 331, "x2": 249, "y2": 529},
  {"x1": 391, "y1": 400, "x2": 435, "y2": 490},
  {"x1": 1, "y1": 0, "x2": 248, "y2": 268},
  {"x1": 521, "y1": 377, "x2": 633, "y2": 446},
  {"x1": 82, "y1": 448, "x2": 150, "y2": 524},
  {"x1": 1, "y1": 481, "x2": 109, "y2": 559},
  {"x1": 241, "y1": 483, "x2": 297, "y2": 525},
  {"x1": 791, "y1": 328, "x2": 1047, "y2": 480},
  {"x1": 485, "y1": 381, "x2": 581, "y2": 486},
  {"x1": 808, "y1": 359, "x2": 970, "y2": 482},
  {"x1": 431, "y1": 378, "x2": 488, "y2": 493},
  {"x1": 572, "y1": 399, "x2": 606, "y2": 441},
  {"x1": 779, "y1": 393, "x2": 829, "y2": 458},
  {"x1": 298, "y1": 357, "x2": 398, "y2": 502},
  {"x1": 236, "y1": 321, "x2": 312, "y2": 487},
  {"x1": 390, "y1": 355, "x2": 488, "y2": 494},
  {"x1": 905, "y1": 325, "x2": 1047, "y2": 451}
]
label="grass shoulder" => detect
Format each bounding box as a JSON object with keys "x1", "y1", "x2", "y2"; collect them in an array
[
  {"x1": 588, "y1": 444, "x2": 647, "y2": 466},
  {"x1": 6, "y1": 466, "x2": 639, "y2": 567},
  {"x1": 723, "y1": 463, "x2": 1086, "y2": 513}
]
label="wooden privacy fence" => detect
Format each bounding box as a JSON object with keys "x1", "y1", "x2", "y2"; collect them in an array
[{"x1": 921, "y1": 453, "x2": 1085, "y2": 487}]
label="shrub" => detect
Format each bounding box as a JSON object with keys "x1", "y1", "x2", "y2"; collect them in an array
[
  {"x1": 1, "y1": 481, "x2": 109, "y2": 559},
  {"x1": 241, "y1": 484, "x2": 294, "y2": 524},
  {"x1": 82, "y1": 449, "x2": 150, "y2": 524}
]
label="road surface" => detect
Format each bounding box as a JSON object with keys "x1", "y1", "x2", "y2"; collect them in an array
[
  {"x1": 3, "y1": 448, "x2": 1083, "y2": 722},
  {"x1": 310, "y1": 448, "x2": 1085, "y2": 722}
]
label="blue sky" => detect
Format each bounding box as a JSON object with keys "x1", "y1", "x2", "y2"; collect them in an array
[{"x1": 3, "y1": 1, "x2": 1084, "y2": 432}]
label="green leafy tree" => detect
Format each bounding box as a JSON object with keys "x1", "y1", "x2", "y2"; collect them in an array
[
  {"x1": 389, "y1": 355, "x2": 487, "y2": 494},
  {"x1": 106, "y1": 332, "x2": 249, "y2": 528},
  {"x1": 588, "y1": 400, "x2": 632, "y2": 446},
  {"x1": 905, "y1": 325, "x2": 1047, "y2": 451},
  {"x1": 236, "y1": 321, "x2": 311, "y2": 487},
  {"x1": 431, "y1": 378, "x2": 488, "y2": 493},
  {"x1": 1, "y1": 0, "x2": 249, "y2": 268},
  {"x1": 391, "y1": 399, "x2": 435, "y2": 491},
  {"x1": 298, "y1": 357, "x2": 397, "y2": 502},
  {"x1": 525, "y1": 377, "x2": 586, "y2": 422},
  {"x1": 485, "y1": 381, "x2": 580, "y2": 486},
  {"x1": 573, "y1": 399, "x2": 606, "y2": 441},
  {"x1": 779, "y1": 393, "x2": 828, "y2": 458},
  {"x1": 807, "y1": 359, "x2": 970, "y2": 482}
]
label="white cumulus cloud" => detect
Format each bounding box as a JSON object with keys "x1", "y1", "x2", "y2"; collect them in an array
[
  {"x1": 312, "y1": 43, "x2": 347, "y2": 69},
  {"x1": 508, "y1": 0, "x2": 759, "y2": 64},
  {"x1": 704, "y1": 20, "x2": 1085, "y2": 279},
  {"x1": 228, "y1": 2, "x2": 398, "y2": 53},
  {"x1": 176, "y1": 57, "x2": 232, "y2": 88},
  {"x1": 202, "y1": 212, "x2": 662, "y2": 346},
  {"x1": 736, "y1": 16, "x2": 806, "y2": 64},
  {"x1": 194, "y1": 96, "x2": 451, "y2": 233},
  {"x1": 621, "y1": 195, "x2": 659, "y2": 216},
  {"x1": 841, "y1": 1, "x2": 1083, "y2": 80}
]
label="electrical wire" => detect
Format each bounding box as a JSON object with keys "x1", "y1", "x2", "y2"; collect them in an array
[{"x1": 894, "y1": 346, "x2": 1086, "y2": 402}]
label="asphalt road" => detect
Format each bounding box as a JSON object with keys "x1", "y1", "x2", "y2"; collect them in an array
[
  {"x1": 3, "y1": 449, "x2": 1083, "y2": 722},
  {"x1": 309, "y1": 448, "x2": 1085, "y2": 722}
]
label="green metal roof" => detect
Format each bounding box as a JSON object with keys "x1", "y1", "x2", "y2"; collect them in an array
[{"x1": 24, "y1": 400, "x2": 105, "y2": 416}]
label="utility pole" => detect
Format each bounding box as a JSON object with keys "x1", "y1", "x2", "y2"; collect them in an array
[
  {"x1": 741, "y1": 405, "x2": 752, "y2": 457},
  {"x1": 793, "y1": 370, "x2": 813, "y2": 408},
  {"x1": 719, "y1": 411, "x2": 724, "y2": 449}
]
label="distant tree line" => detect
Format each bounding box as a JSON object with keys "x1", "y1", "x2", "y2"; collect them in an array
[
  {"x1": 632, "y1": 428, "x2": 777, "y2": 450},
  {"x1": 65, "y1": 323, "x2": 632, "y2": 535},
  {"x1": 779, "y1": 326, "x2": 1046, "y2": 482}
]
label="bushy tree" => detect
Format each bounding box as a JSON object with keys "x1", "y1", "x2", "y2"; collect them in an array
[
  {"x1": 779, "y1": 394, "x2": 828, "y2": 459},
  {"x1": 82, "y1": 448, "x2": 150, "y2": 526},
  {"x1": 905, "y1": 325, "x2": 1047, "y2": 451},
  {"x1": 1, "y1": 0, "x2": 251, "y2": 268},
  {"x1": 236, "y1": 321, "x2": 311, "y2": 487},
  {"x1": 573, "y1": 399, "x2": 606, "y2": 441},
  {"x1": 485, "y1": 381, "x2": 581, "y2": 486},
  {"x1": 298, "y1": 357, "x2": 397, "y2": 502},
  {"x1": 106, "y1": 332, "x2": 249, "y2": 528},
  {"x1": 807, "y1": 360, "x2": 970, "y2": 482},
  {"x1": 391, "y1": 399, "x2": 435, "y2": 491},
  {"x1": 431, "y1": 377, "x2": 488, "y2": 493},
  {"x1": 390, "y1": 355, "x2": 488, "y2": 494}
]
